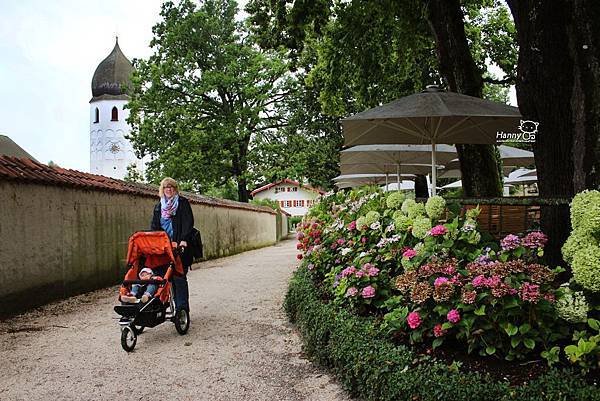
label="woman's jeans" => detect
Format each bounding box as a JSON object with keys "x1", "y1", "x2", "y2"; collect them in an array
[{"x1": 173, "y1": 265, "x2": 189, "y2": 312}]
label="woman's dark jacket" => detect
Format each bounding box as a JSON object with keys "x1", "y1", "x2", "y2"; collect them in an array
[{"x1": 151, "y1": 196, "x2": 194, "y2": 267}]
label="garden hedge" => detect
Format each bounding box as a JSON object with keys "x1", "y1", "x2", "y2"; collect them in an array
[{"x1": 285, "y1": 267, "x2": 600, "y2": 401}]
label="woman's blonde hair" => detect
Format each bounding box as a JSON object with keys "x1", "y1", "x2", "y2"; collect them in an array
[{"x1": 159, "y1": 177, "x2": 179, "y2": 198}]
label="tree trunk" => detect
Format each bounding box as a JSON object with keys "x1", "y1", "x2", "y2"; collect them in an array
[
  {"x1": 414, "y1": 175, "x2": 429, "y2": 198},
  {"x1": 425, "y1": 0, "x2": 503, "y2": 197},
  {"x1": 506, "y1": 0, "x2": 600, "y2": 267}
]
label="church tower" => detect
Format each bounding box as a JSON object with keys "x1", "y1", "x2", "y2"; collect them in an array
[{"x1": 90, "y1": 38, "x2": 144, "y2": 179}]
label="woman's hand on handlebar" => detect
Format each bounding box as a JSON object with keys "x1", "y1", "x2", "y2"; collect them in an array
[{"x1": 178, "y1": 240, "x2": 187, "y2": 254}]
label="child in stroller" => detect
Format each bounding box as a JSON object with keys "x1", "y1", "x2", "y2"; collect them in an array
[
  {"x1": 121, "y1": 267, "x2": 161, "y2": 304},
  {"x1": 114, "y1": 231, "x2": 190, "y2": 352}
]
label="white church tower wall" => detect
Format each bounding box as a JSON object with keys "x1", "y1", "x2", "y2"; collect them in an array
[{"x1": 90, "y1": 38, "x2": 146, "y2": 180}]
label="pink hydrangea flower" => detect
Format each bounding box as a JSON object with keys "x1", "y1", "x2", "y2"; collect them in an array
[
  {"x1": 402, "y1": 248, "x2": 417, "y2": 259},
  {"x1": 407, "y1": 311, "x2": 422, "y2": 329},
  {"x1": 486, "y1": 275, "x2": 502, "y2": 288},
  {"x1": 362, "y1": 286, "x2": 376, "y2": 298},
  {"x1": 522, "y1": 231, "x2": 548, "y2": 249},
  {"x1": 501, "y1": 234, "x2": 521, "y2": 251},
  {"x1": 363, "y1": 263, "x2": 380, "y2": 277},
  {"x1": 447, "y1": 309, "x2": 461, "y2": 324},
  {"x1": 355, "y1": 270, "x2": 366, "y2": 278},
  {"x1": 434, "y1": 277, "x2": 450, "y2": 287},
  {"x1": 429, "y1": 225, "x2": 448, "y2": 236},
  {"x1": 341, "y1": 266, "x2": 357, "y2": 277},
  {"x1": 296, "y1": 243, "x2": 304, "y2": 250},
  {"x1": 296, "y1": 254, "x2": 303, "y2": 260},
  {"x1": 337, "y1": 238, "x2": 346, "y2": 245},
  {"x1": 361, "y1": 237, "x2": 368, "y2": 244},
  {"x1": 544, "y1": 293, "x2": 556, "y2": 303},
  {"x1": 345, "y1": 287, "x2": 358, "y2": 297},
  {"x1": 433, "y1": 324, "x2": 446, "y2": 337},
  {"x1": 347, "y1": 221, "x2": 357, "y2": 231},
  {"x1": 296, "y1": 232, "x2": 305, "y2": 240},
  {"x1": 472, "y1": 275, "x2": 487, "y2": 287},
  {"x1": 520, "y1": 282, "x2": 541, "y2": 303}
]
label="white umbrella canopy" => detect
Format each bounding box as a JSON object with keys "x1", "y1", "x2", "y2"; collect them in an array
[
  {"x1": 340, "y1": 144, "x2": 458, "y2": 165},
  {"x1": 341, "y1": 86, "x2": 522, "y2": 195},
  {"x1": 340, "y1": 163, "x2": 443, "y2": 176},
  {"x1": 333, "y1": 173, "x2": 415, "y2": 188},
  {"x1": 444, "y1": 145, "x2": 535, "y2": 170},
  {"x1": 442, "y1": 179, "x2": 463, "y2": 189},
  {"x1": 504, "y1": 168, "x2": 537, "y2": 184},
  {"x1": 382, "y1": 180, "x2": 416, "y2": 191}
]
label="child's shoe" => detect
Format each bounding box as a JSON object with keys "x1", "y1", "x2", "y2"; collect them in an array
[
  {"x1": 141, "y1": 293, "x2": 151, "y2": 303},
  {"x1": 121, "y1": 294, "x2": 138, "y2": 303}
]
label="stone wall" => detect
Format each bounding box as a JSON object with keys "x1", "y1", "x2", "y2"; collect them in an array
[{"x1": 0, "y1": 181, "x2": 278, "y2": 317}]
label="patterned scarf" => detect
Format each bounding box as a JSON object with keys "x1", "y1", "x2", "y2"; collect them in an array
[
  {"x1": 161, "y1": 194, "x2": 179, "y2": 218},
  {"x1": 160, "y1": 194, "x2": 179, "y2": 239}
]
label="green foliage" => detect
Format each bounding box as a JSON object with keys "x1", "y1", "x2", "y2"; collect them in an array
[
  {"x1": 127, "y1": 0, "x2": 292, "y2": 202},
  {"x1": 285, "y1": 267, "x2": 599, "y2": 401},
  {"x1": 250, "y1": 198, "x2": 280, "y2": 211},
  {"x1": 124, "y1": 163, "x2": 145, "y2": 183}
]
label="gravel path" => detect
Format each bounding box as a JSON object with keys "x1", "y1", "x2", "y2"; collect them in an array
[{"x1": 0, "y1": 239, "x2": 353, "y2": 401}]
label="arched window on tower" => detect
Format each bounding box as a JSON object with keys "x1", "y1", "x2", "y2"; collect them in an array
[
  {"x1": 94, "y1": 108, "x2": 99, "y2": 123},
  {"x1": 111, "y1": 106, "x2": 119, "y2": 121}
]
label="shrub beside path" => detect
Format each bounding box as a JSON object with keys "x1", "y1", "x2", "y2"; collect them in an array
[{"x1": 0, "y1": 239, "x2": 353, "y2": 401}]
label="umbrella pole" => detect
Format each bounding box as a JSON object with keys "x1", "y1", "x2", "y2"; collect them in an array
[
  {"x1": 385, "y1": 173, "x2": 388, "y2": 191},
  {"x1": 397, "y1": 163, "x2": 401, "y2": 192},
  {"x1": 431, "y1": 142, "x2": 437, "y2": 196}
]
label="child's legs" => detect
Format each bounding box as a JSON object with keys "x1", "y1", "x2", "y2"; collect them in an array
[
  {"x1": 144, "y1": 284, "x2": 158, "y2": 297},
  {"x1": 131, "y1": 284, "x2": 142, "y2": 296}
]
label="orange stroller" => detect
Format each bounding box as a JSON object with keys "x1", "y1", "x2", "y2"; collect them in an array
[{"x1": 114, "y1": 231, "x2": 190, "y2": 352}]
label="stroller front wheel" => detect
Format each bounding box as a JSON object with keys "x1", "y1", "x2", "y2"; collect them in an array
[
  {"x1": 121, "y1": 325, "x2": 137, "y2": 352},
  {"x1": 174, "y1": 309, "x2": 190, "y2": 335}
]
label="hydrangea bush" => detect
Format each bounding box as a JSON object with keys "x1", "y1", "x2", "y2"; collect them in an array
[{"x1": 296, "y1": 188, "x2": 597, "y2": 369}]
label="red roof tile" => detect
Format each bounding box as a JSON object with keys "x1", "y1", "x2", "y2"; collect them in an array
[{"x1": 0, "y1": 156, "x2": 275, "y2": 215}]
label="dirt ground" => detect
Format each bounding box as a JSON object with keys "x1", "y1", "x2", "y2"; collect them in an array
[{"x1": 0, "y1": 239, "x2": 353, "y2": 401}]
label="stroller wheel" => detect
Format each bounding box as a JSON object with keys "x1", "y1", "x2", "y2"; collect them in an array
[
  {"x1": 174, "y1": 309, "x2": 190, "y2": 335},
  {"x1": 121, "y1": 325, "x2": 137, "y2": 352},
  {"x1": 133, "y1": 325, "x2": 145, "y2": 335}
]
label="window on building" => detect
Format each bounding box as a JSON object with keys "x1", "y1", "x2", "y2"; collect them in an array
[
  {"x1": 111, "y1": 106, "x2": 119, "y2": 121},
  {"x1": 94, "y1": 108, "x2": 99, "y2": 123},
  {"x1": 300, "y1": 200, "x2": 305, "y2": 207},
  {"x1": 285, "y1": 200, "x2": 293, "y2": 208},
  {"x1": 291, "y1": 187, "x2": 298, "y2": 192}
]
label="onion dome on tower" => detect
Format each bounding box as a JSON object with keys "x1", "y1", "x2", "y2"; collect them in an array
[
  {"x1": 89, "y1": 37, "x2": 144, "y2": 180},
  {"x1": 91, "y1": 37, "x2": 134, "y2": 101}
]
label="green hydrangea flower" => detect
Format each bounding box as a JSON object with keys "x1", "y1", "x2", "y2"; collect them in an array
[
  {"x1": 386, "y1": 191, "x2": 406, "y2": 209},
  {"x1": 562, "y1": 229, "x2": 598, "y2": 264},
  {"x1": 365, "y1": 211, "x2": 380, "y2": 226},
  {"x1": 393, "y1": 211, "x2": 412, "y2": 232},
  {"x1": 411, "y1": 217, "x2": 432, "y2": 239},
  {"x1": 555, "y1": 286, "x2": 589, "y2": 323},
  {"x1": 465, "y1": 206, "x2": 481, "y2": 219},
  {"x1": 356, "y1": 216, "x2": 367, "y2": 230},
  {"x1": 414, "y1": 242, "x2": 425, "y2": 255},
  {"x1": 571, "y1": 190, "x2": 600, "y2": 232},
  {"x1": 425, "y1": 196, "x2": 446, "y2": 220},
  {"x1": 401, "y1": 199, "x2": 417, "y2": 214},
  {"x1": 572, "y1": 246, "x2": 600, "y2": 292},
  {"x1": 407, "y1": 203, "x2": 426, "y2": 219}
]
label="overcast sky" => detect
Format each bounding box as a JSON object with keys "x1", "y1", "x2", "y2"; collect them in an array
[{"x1": 0, "y1": 0, "x2": 163, "y2": 171}]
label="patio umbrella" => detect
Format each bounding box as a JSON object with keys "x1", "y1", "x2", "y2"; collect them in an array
[
  {"x1": 444, "y1": 145, "x2": 534, "y2": 171},
  {"x1": 340, "y1": 144, "x2": 456, "y2": 190},
  {"x1": 333, "y1": 173, "x2": 414, "y2": 189},
  {"x1": 382, "y1": 180, "x2": 416, "y2": 191},
  {"x1": 341, "y1": 86, "x2": 521, "y2": 195}
]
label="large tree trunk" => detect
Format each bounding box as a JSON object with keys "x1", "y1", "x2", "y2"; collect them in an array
[
  {"x1": 506, "y1": 0, "x2": 600, "y2": 267},
  {"x1": 414, "y1": 175, "x2": 429, "y2": 198},
  {"x1": 425, "y1": 0, "x2": 503, "y2": 197}
]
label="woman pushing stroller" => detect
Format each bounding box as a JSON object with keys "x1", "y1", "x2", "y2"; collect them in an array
[{"x1": 151, "y1": 177, "x2": 194, "y2": 313}]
